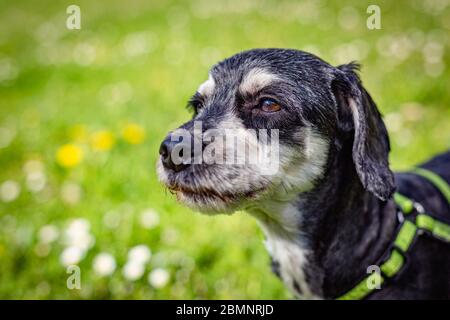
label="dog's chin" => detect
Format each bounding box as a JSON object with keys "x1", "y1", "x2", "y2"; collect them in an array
[
  {"x1": 169, "y1": 186, "x2": 264, "y2": 215},
  {"x1": 174, "y1": 190, "x2": 240, "y2": 214}
]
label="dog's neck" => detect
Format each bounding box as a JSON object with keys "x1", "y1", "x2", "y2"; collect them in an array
[{"x1": 248, "y1": 139, "x2": 398, "y2": 299}]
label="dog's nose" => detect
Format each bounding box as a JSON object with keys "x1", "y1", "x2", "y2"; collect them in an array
[{"x1": 159, "y1": 136, "x2": 189, "y2": 172}]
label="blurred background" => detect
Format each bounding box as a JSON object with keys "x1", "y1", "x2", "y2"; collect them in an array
[{"x1": 0, "y1": 0, "x2": 449, "y2": 299}]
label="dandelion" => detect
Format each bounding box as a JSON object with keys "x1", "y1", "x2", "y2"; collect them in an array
[
  {"x1": 38, "y1": 224, "x2": 59, "y2": 243},
  {"x1": 139, "y1": 209, "x2": 160, "y2": 229},
  {"x1": 128, "y1": 245, "x2": 152, "y2": 264},
  {"x1": 122, "y1": 123, "x2": 145, "y2": 144},
  {"x1": 148, "y1": 268, "x2": 170, "y2": 288},
  {"x1": 56, "y1": 144, "x2": 83, "y2": 168},
  {"x1": 60, "y1": 246, "x2": 84, "y2": 266},
  {"x1": 0, "y1": 180, "x2": 20, "y2": 202},
  {"x1": 122, "y1": 260, "x2": 145, "y2": 281},
  {"x1": 90, "y1": 130, "x2": 115, "y2": 151},
  {"x1": 93, "y1": 253, "x2": 116, "y2": 276}
]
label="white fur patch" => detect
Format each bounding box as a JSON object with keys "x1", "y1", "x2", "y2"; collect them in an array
[
  {"x1": 197, "y1": 74, "x2": 215, "y2": 97},
  {"x1": 258, "y1": 209, "x2": 317, "y2": 299},
  {"x1": 273, "y1": 127, "x2": 329, "y2": 199},
  {"x1": 239, "y1": 68, "x2": 279, "y2": 94},
  {"x1": 249, "y1": 127, "x2": 329, "y2": 299}
]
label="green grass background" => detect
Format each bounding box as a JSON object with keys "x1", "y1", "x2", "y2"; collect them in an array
[{"x1": 0, "y1": 0, "x2": 449, "y2": 299}]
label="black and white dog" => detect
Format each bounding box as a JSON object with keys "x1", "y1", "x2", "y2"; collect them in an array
[{"x1": 157, "y1": 49, "x2": 450, "y2": 299}]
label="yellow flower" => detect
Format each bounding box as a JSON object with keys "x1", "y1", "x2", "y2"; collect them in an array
[
  {"x1": 56, "y1": 144, "x2": 83, "y2": 168},
  {"x1": 122, "y1": 123, "x2": 145, "y2": 144},
  {"x1": 90, "y1": 130, "x2": 115, "y2": 151}
]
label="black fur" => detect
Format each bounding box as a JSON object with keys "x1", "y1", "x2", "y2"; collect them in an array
[{"x1": 158, "y1": 48, "x2": 450, "y2": 299}]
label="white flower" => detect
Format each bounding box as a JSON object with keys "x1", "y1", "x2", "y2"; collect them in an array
[
  {"x1": 73, "y1": 42, "x2": 96, "y2": 66},
  {"x1": 60, "y1": 246, "x2": 84, "y2": 266},
  {"x1": 123, "y1": 32, "x2": 153, "y2": 57},
  {"x1": 26, "y1": 171, "x2": 47, "y2": 193},
  {"x1": 93, "y1": 253, "x2": 116, "y2": 276},
  {"x1": 36, "y1": 281, "x2": 51, "y2": 296},
  {"x1": 139, "y1": 209, "x2": 160, "y2": 229},
  {"x1": 122, "y1": 260, "x2": 145, "y2": 281},
  {"x1": 0, "y1": 180, "x2": 20, "y2": 202},
  {"x1": 38, "y1": 224, "x2": 59, "y2": 243},
  {"x1": 161, "y1": 228, "x2": 179, "y2": 245},
  {"x1": 103, "y1": 210, "x2": 121, "y2": 229},
  {"x1": 422, "y1": 41, "x2": 444, "y2": 64},
  {"x1": 384, "y1": 112, "x2": 404, "y2": 133},
  {"x1": 70, "y1": 232, "x2": 94, "y2": 252},
  {"x1": 148, "y1": 268, "x2": 170, "y2": 288},
  {"x1": 68, "y1": 218, "x2": 90, "y2": 233},
  {"x1": 0, "y1": 58, "x2": 18, "y2": 82},
  {"x1": 64, "y1": 218, "x2": 94, "y2": 251},
  {"x1": 61, "y1": 181, "x2": 82, "y2": 205},
  {"x1": 23, "y1": 159, "x2": 44, "y2": 174},
  {"x1": 99, "y1": 82, "x2": 133, "y2": 107},
  {"x1": 0, "y1": 126, "x2": 16, "y2": 149},
  {"x1": 34, "y1": 242, "x2": 50, "y2": 257},
  {"x1": 128, "y1": 245, "x2": 151, "y2": 264}
]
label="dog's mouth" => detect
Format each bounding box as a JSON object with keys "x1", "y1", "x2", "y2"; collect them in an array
[
  {"x1": 157, "y1": 159, "x2": 271, "y2": 213},
  {"x1": 168, "y1": 184, "x2": 264, "y2": 203}
]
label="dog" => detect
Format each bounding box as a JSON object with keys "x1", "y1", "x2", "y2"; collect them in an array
[{"x1": 157, "y1": 48, "x2": 450, "y2": 299}]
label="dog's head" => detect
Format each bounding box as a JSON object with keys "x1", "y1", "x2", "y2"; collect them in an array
[{"x1": 157, "y1": 49, "x2": 394, "y2": 214}]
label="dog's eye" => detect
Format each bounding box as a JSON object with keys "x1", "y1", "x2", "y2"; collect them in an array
[
  {"x1": 187, "y1": 95, "x2": 204, "y2": 114},
  {"x1": 192, "y1": 101, "x2": 204, "y2": 112},
  {"x1": 259, "y1": 99, "x2": 281, "y2": 113}
]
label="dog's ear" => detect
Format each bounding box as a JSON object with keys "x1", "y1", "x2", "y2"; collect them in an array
[{"x1": 332, "y1": 62, "x2": 395, "y2": 201}]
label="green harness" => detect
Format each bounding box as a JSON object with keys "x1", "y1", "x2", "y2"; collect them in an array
[{"x1": 338, "y1": 167, "x2": 450, "y2": 300}]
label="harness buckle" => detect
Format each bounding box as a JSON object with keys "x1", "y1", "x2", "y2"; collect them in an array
[
  {"x1": 397, "y1": 210, "x2": 405, "y2": 224},
  {"x1": 413, "y1": 202, "x2": 426, "y2": 235},
  {"x1": 413, "y1": 202, "x2": 425, "y2": 214}
]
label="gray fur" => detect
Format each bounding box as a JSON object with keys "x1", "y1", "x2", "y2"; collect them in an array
[{"x1": 158, "y1": 48, "x2": 450, "y2": 299}]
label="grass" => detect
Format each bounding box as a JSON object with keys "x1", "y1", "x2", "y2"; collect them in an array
[{"x1": 0, "y1": 0, "x2": 449, "y2": 299}]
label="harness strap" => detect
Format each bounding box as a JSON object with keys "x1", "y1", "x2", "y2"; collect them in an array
[
  {"x1": 416, "y1": 214, "x2": 450, "y2": 242},
  {"x1": 412, "y1": 167, "x2": 450, "y2": 204},
  {"x1": 337, "y1": 167, "x2": 450, "y2": 300}
]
